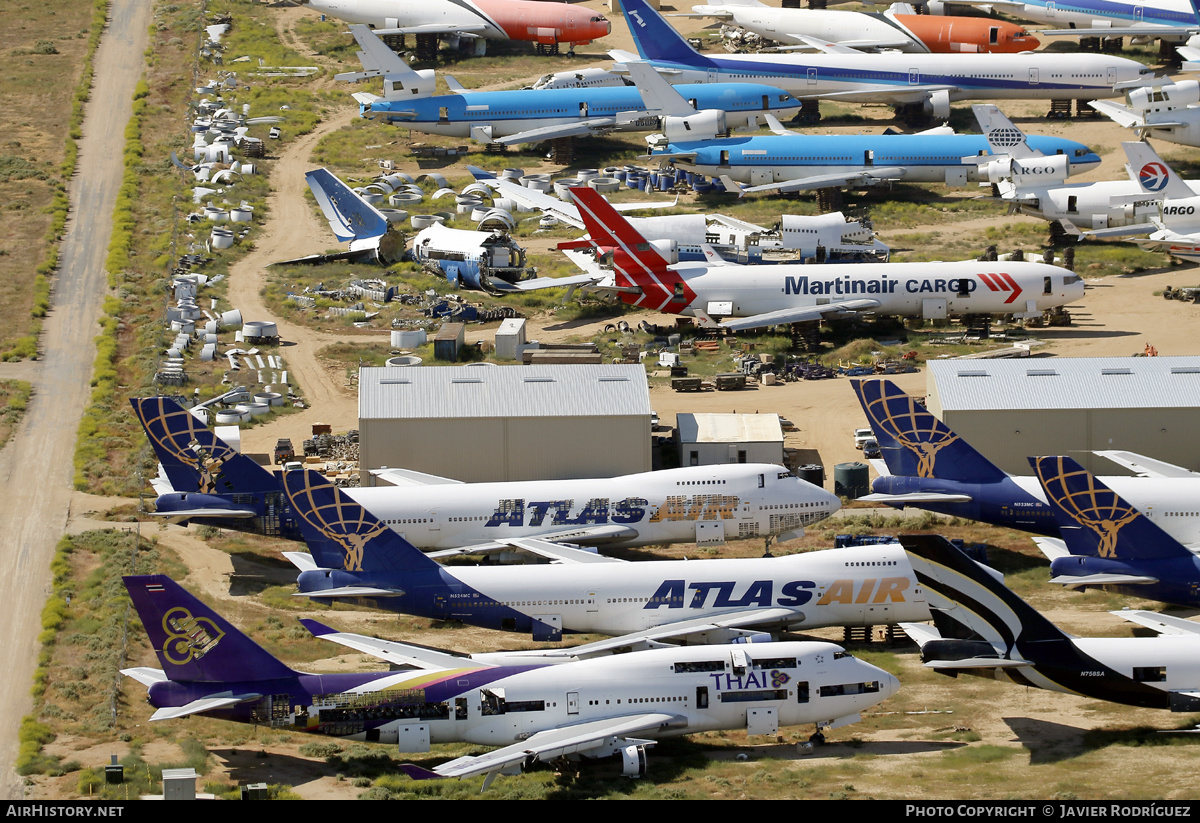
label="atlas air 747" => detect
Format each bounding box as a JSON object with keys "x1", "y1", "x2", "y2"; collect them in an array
[
  {"x1": 565, "y1": 187, "x2": 1084, "y2": 331},
  {"x1": 132, "y1": 397, "x2": 840, "y2": 556},
  {"x1": 282, "y1": 469, "x2": 930, "y2": 643},
  {"x1": 615, "y1": 0, "x2": 1152, "y2": 120},
  {"x1": 853, "y1": 379, "x2": 1200, "y2": 547},
  {"x1": 121, "y1": 575, "x2": 899, "y2": 787}
]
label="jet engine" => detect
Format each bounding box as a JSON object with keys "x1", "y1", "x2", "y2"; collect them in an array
[
  {"x1": 620, "y1": 744, "x2": 649, "y2": 778},
  {"x1": 382, "y1": 68, "x2": 436, "y2": 100},
  {"x1": 922, "y1": 89, "x2": 951, "y2": 120},
  {"x1": 661, "y1": 109, "x2": 727, "y2": 143},
  {"x1": 981, "y1": 153, "x2": 1070, "y2": 187},
  {"x1": 1127, "y1": 79, "x2": 1200, "y2": 113}
]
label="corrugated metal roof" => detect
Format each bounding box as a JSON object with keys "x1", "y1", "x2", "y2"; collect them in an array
[
  {"x1": 677, "y1": 413, "x2": 785, "y2": 444},
  {"x1": 930, "y1": 357, "x2": 1200, "y2": 411},
  {"x1": 359, "y1": 364, "x2": 651, "y2": 419}
]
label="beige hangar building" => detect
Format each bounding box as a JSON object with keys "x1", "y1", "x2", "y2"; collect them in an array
[
  {"x1": 924, "y1": 357, "x2": 1200, "y2": 475},
  {"x1": 358, "y1": 364, "x2": 653, "y2": 484}
]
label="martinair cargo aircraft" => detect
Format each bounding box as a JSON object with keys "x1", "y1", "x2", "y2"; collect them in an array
[
  {"x1": 899, "y1": 534, "x2": 1200, "y2": 714},
  {"x1": 132, "y1": 397, "x2": 841, "y2": 556},
  {"x1": 282, "y1": 469, "x2": 930, "y2": 643},
  {"x1": 121, "y1": 575, "x2": 899, "y2": 786},
  {"x1": 852, "y1": 379, "x2": 1200, "y2": 547},
  {"x1": 307, "y1": 0, "x2": 610, "y2": 54},
  {"x1": 654, "y1": 112, "x2": 1100, "y2": 196},
  {"x1": 681, "y1": 0, "x2": 1040, "y2": 54},
  {"x1": 564, "y1": 187, "x2": 1084, "y2": 331},
  {"x1": 340, "y1": 25, "x2": 801, "y2": 146},
  {"x1": 614, "y1": 0, "x2": 1153, "y2": 120}
]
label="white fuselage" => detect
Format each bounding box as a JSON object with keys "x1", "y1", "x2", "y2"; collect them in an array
[
  {"x1": 440, "y1": 543, "x2": 931, "y2": 636},
  {"x1": 653, "y1": 261, "x2": 1084, "y2": 320},
  {"x1": 345, "y1": 464, "x2": 840, "y2": 550},
  {"x1": 309, "y1": 0, "x2": 505, "y2": 38},
  {"x1": 329, "y1": 640, "x2": 900, "y2": 747},
  {"x1": 1012, "y1": 475, "x2": 1200, "y2": 549}
]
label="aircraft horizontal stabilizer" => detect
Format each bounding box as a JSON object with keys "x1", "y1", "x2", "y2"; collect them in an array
[
  {"x1": 1031, "y1": 536, "x2": 1070, "y2": 560},
  {"x1": 488, "y1": 274, "x2": 604, "y2": 292},
  {"x1": 1049, "y1": 573, "x2": 1160, "y2": 588},
  {"x1": 292, "y1": 585, "x2": 406, "y2": 598},
  {"x1": 1088, "y1": 100, "x2": 1144, "y2": 129},
  {"x1": 148, "y1": 507, "x2": 257, "y2": 520},
  {"x1": 409, "y1": 713, "x2": 676, "y2": 780},
  {"x1": 149, "y1": 693, "x2": 262, "y2": 721},
  {"x1": 302, "y1": 619, "x2": 488, "y2": 670},
  {"x1": 1111, "y1": 610, "x2": 1200, "y2": 636},
  {"x1": 857, "y1": 492, "x2": 973, "y2": 504},
  {"x1": 922, "y1": 656, "x2": 1032, "y2": 670},
  {"x1": 119, "y1": 667, "x2": 168, "y2": 687},
  {"x1": 1093, "y1": 450, "x2": 1200, "y2": 479},
  {"x1": 282, "y1": 551, "x2": 320, "y2": 572}
]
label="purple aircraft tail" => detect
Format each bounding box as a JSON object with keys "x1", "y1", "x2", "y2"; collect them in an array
[{"x1": 124, "y1": 575, "x2": 294, "y2": 682}]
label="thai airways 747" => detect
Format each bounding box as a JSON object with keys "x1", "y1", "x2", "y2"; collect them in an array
[
  {"x1": 132, "y1": 397, "x2": 840, "y2": 555},
  {"x1": 565, "y1": 187, "x2": 1084, "y2": 331},
  {"x1": 121, "y1": 575, "x2": 900, "y2": 786}
]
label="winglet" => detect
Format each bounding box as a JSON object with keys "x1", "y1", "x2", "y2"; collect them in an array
[
  {"x1": 299, "y1": 618, "x2": 337, "y2": 638},
  {"x1": 399, "y1": 764, "x2": 444, "y2": 781}
]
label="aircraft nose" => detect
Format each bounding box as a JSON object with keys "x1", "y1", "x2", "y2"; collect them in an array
[
  {"x1": 824, "y1": 488, "x2": 842, "y2": 516},
  {"x1": 878, "y1": 670, "x2": 901, "y2": 701}
]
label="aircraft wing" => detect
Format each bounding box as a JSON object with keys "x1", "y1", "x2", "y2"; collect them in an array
[
  {"x1": 857, "y1": 492, "x2": 973, "y2": 504},
  {"x1": 725, "y1": 167, "x2": 906, "y2": 195},
  {"x1": 369, "y1": 468, "x2": 465, "y2": 486},
  {"x1": 424, "y1": 525, "x2": 641, "y2": 561},
  {"x1": 497, "y1": 117, "x2": 619, "y2": 146},
  {"x1": 1111, "y1": 610, "x2": 1200, "y2": 636},
  {"x1": 1049, "y1": 573, "x2": 1160, "y2": 588},
  {"x1": 498, "y1": 537, "x2": 628, "y2": 564},
  {"x1": 488, "y1": 273, "x2": 605, "y2": 293},
  {"x1": 148, "y1": 507, "x2": 257, "y2": 520},
  {"x1": 1038, "y1": 25, "x2": 1199, "y2": 38},
  {"x1": 301, "y1": 619, "x2": 491, "y2": 670},
  {"x1": 1093, "y1": 450, "x2": 1200, "y2": 478},
  {"x1": 401, "y1": 713, "x2": 679, "y2": 781},
  {"x1": 1080, "y1": 222, "x2": 1159, "y2": 240},
  {"x1": 704, "y1": 298, "x2": 882, "y2": 331},
  {"x1": 147, "y1": 693, "x2": 264, "y2": 721},
  {"x1": 370, "y1": 24, "x2": 489, "y2": 37},
  {"x1": 1088, "y1": 100, "x2": 1145, "y2": 129}
]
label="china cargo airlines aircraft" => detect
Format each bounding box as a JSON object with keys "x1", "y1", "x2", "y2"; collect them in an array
[
  {"x1": 132, "y1": 397, "x2": 840, "y2": 555},
  {"x1": 683, "y1": 0, "x2": 1040, "y2": 53},
  {"x1": 122, "y1": 575, "x2": 899, "y2": 787},
  {"x1": 566, "y1": 187, "x2": 1085, "y2": 331},
  {"x1": 615, "y1": 0, "x2": 1152, "y2": 119},
  {"x1": 283, "y1": 469, "x2": 930, "y2": 642},
  {"x1": 307, "y1": 0, "x2": 610, "y2": 53}
]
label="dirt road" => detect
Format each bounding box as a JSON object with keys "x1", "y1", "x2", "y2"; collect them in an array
[{"x1": 0, "y1": 0, "x2": 151, "y2": 797}]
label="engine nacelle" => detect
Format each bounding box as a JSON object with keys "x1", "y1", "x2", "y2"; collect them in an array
[
  {"x1": 383, "y1": 68, "x2": 436, "y2": 100},
  {"x1": 923, "y1": 89, "x2": 951, "y2": 120},
  {"x1": 620, "y1": 745, "x2": 649, "y2": 778},
  {"x1": 1127, "y1": 79, "x2": 1200, "y2": 113},
  {"x1": 919, "y1": 638, "x2": 1000, "y2": 665},
  {"x1": 662, "y1": 109, "x2": 727, "y2": 143},
  {"x1": 983, "y1": 153, "x2": 1070, "y2": 187}
]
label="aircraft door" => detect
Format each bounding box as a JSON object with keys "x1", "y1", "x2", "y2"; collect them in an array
[
  {"x1": 1107, "y1": 66, "x2": 1118, "y2": 85},
  {"x1": 908, "y1": 69, "x2": 919, "y2": 85},
  {"x1": 1029, "y1": 68, "x2": 1040, "y2": 85},
  {"x1": 532, "y1": 613, "x2": 563, "y2": 642},
  {"x1": 567, "y1": 691, "x2": 580, "y2": 714},
  {"x1": 922, "y1": 298, "x2": 948, "y2": 320},
  {"x1": 695, "y1": 520, "x2": 726, "y2": 546},
  {"x1": 807, "y1": 68, "x2": 817, "y2": 86}
]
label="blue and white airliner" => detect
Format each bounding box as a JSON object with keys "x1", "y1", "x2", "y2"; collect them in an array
[{"x1": 614, "y1": 0, "x2": 1154, "y2": 119}]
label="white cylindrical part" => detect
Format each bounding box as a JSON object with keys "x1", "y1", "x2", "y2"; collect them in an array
[
  {"x1": 220, "y1": 309, "x2": 243, "y2": 328},
  {"x1": 230, "y1": 207, "x2": 253, "y2": 222}
]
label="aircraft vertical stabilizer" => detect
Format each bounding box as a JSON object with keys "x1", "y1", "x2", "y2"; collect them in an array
[
  {"x1": 282, "y1": 469, "x2": 442, "y2": 575},
  {"x1": 851, "y1": 380, "x2": 1008, "y2": 483},
  {"x1": 1032, "y1": 455, "x2": 1195, "y2": 562},
  {"x1": 1122, "y1": 141, "x2": 1197, "y2": 200},
  {"x1": 130, "y1": 397, "x2": 279, "y2": 495},
  {"x1": 124, "y1": 575, "x2": 294, "y2": 682},
  {"x1": 622, "y1": 0, "x2": 718, "y2": 65}
]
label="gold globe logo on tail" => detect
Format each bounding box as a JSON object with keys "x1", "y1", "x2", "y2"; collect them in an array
[
  {"x1": 139, "y1": 398, "x2": 236, "y2": 494},
  {"x1": 286, "y1": 471, "x2": 387, "y2": 573},
  {"x1": 861, "y1": 382, "x2": 958, "y2": 479},
  {"x1": 161, "y1": 607, "x2": 224, "y2": 665},
  {"x1": 1037, "y1": 456, "x2": 1140, "y2": 559}
]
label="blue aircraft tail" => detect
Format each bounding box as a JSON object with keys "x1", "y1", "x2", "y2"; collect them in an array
[
  {"x1": 852, "y1": 379, "x2": 1008, "y2": 483},
  {"x1": 282, "y1": 469, "x2": 441, "y2": 575},
  {"x1": 124, "y1": 575, "x2": 294, "y2": 682},
  {"x1": 1031, "y1": 455, "x2": 1192, "y2": 561},
  {"x1": 620, "y1": 0, "x2": 715, "y2": 65},
  {"x1": 130, "y1": 397, "x2": 279, "y2": 496},
  {"x1": 305, "y1": 168, "x2": 390, "y2": 244}
]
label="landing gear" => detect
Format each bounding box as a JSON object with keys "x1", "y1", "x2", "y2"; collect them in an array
[{"x1": 809, "y1": 731, "x2": 826, "y2": 746}]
